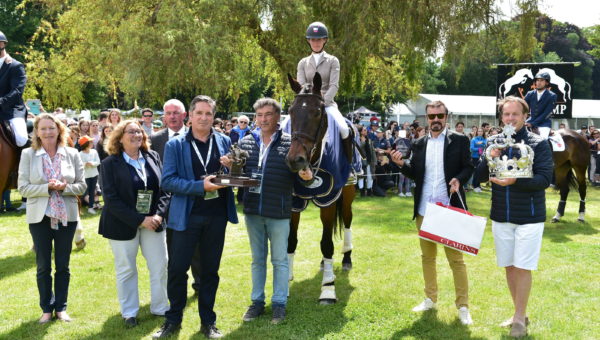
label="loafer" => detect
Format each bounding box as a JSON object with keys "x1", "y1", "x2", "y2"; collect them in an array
[
  {"x1": 38, "y1": 313, "x2": 53, "y2": 324},
  {"x1": 242, "y1": 303, "x2": 265, "y2": 322},
  {"x1": 458, "y1": 306, "x2": 473, "y2": 325},
  {"x1": 200, "y1": 323, "x2": 223, "y2": 339},
  {"x1": 152, "y1": 322, "x2": 181, "y2": 339},
  {"x1": 412, "y1": 298, "x2": 436, "y2": 312},
  {"x1": 124, "y1": 317, "x2": 137, "y2": 328},
  {"x1": 509, "y1": 321, "x2": 527, "y2": 338},
  {"x1": 55, "y1": 311, "x2": 71, "y2": 322}
]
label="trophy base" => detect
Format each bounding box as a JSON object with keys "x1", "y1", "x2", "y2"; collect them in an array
[{"x1": 212, "y1": 175, "x2": 260, "y2": 187}]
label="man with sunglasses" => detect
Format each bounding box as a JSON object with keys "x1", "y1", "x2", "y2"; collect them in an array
[
  {"x1": 390, "y1": 101, "x2": 474, "y2": 326},
  {"x1": 229, "y1": 115, "x2": 251, "y2": 144},
  {"x1": 141, "y1": 108, "x2": 155, "y2": 136}
]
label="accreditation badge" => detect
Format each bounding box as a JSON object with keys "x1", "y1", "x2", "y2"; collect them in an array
[
  {"x1": 136, "y1": 190, "x2": 153, "y2": 214},
  {"x1": 248, "y1": 170, "x2": 263, "y2": 194},
  {"x1": 204, "y1": 190, "x2": 220, "y2": 200}
]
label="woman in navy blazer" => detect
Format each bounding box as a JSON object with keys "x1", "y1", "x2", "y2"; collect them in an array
[{"x1": 98, "y1": 119, "x2": 170, "y2": 327}]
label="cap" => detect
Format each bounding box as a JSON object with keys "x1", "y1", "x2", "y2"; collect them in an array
[
  {"x1": 78, "y1": 135, "x2": 93, "y2": 146},
  {"x1": 581, "y1": 125, "x2": 588, "y2": 129}
]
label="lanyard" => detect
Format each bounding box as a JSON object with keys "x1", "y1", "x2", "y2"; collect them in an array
[
  {"x1": 191, "y1": 135, "x2": 214, "y2": 174},
  {"x1": 130, "y1": 152, "x2": 148, "y2": 190},
  {"x1": 258, "y1": 140, "x2": 271, "y2": 170}
]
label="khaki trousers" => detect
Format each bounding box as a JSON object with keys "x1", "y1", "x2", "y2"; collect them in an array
[{"x1": 416, "y1": 215, "x2": 469, "y2": 307}]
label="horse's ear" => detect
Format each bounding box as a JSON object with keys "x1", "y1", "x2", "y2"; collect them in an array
[
  {"x1": 313, "y1": 72, "x2": 322, "y2": 95},
  {"x1": 288, "y1": 73, "x2": 302, "y2": 94}
]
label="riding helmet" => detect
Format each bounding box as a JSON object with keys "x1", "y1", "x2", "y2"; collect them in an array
[
  {"x1": 306, "y1": 22, "x2": 329, "y2": 39},
  {"x1": 534, "y1": 71, "x2": 551, "y2": 82},
  {"x1": 0, "y1": 31, "x2": 7, "y2": 43}
]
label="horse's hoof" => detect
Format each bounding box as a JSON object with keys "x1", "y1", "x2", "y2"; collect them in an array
[
  {"x1": 319, "y1": 299, "x2": 336, "y2": 305},
  {"x1": 551, "y1": 218, "x2": 559, "y2": 223},
  {"x1": 578, "y1": 218, "x2": 585, "y2": 223},
  {"x1": 342, "y1": 262, "x2": 352, "y2": 271}
]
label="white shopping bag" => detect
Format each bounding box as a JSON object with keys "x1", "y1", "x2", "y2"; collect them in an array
[{"x1": 419, "y1": 197, "x2": 487, "y2": 256}]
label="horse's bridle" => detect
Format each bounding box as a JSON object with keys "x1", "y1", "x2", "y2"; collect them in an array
[{"x1": 290, "y1": 93, "x2": 327, "y2": 167}]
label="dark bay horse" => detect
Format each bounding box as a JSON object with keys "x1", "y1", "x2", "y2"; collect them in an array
[
  {"x1": 0, "y1": 122, "x2": 20, "y2": 193},
  {"x1": 285, "y1": 72, "x2": 356, "y2": 304},
  {"x1": 551, "y1": 129, "x2": 590, "y2": 223}
]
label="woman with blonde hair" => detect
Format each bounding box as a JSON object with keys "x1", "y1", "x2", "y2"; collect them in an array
[
  {"x1": 18, "y1": 113, "x2": 87, "y2": 323},
  {"x1": 108, "y1": 109, "x2": 122, "y2": 127},
  {"x1": 99, "y1": 119, "x2": 170, "y2": 327}
]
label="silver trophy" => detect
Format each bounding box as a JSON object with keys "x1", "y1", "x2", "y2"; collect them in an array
[{"x1": 485, "y1": 124, "x2": 534, "y2": 179}]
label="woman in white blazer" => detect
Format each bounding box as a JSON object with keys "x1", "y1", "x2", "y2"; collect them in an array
[{"x1": 18, "y1": 113, "x2": 86, "y2": 324}]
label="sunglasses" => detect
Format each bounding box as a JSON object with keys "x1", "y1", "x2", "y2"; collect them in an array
[
  {"x1": 143, "y1": 115, "x2": 153, "y2": 118},
  {"x1": 239, "y1": 121, "x2": 248, "y2": 124},
  {"x1": 427, "y1": 113, "x2": 446, "y2": 120}
]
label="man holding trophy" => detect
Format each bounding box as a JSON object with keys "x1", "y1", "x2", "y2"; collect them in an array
[{"x1": 481, "y1": 96, "x2": 553, "y2": 338}]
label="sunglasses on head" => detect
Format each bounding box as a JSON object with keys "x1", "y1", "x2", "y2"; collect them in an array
[{"x1": 427, "y1": 113, "x2": 446, "y2": 120}]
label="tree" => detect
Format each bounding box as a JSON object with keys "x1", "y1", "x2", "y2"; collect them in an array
[{"x1": 23, "y1": 0, "x2": 504, "y2": 111}]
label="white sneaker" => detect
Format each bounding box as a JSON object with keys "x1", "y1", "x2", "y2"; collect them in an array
[
  {"x1": 397, "y1": 193, "x2": 405, "y2": 197},
  {"x1": 473, "y1": 187, "x2": 482, "y2": 193},
  {"x1": 458, "y1": 306, "x2": 473, "y2": 325},
  {"x1": 405, "y1": 192, "x2": 412, "y2": 197},
  {"x1": 87, "y1": 208, "x2": 96, "y2": 214},
  {"x1": 412, "y1": 298, "x2": 436, "y2": 312}
]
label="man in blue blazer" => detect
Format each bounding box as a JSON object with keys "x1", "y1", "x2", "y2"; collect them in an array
[
  {"x1": 0, "y1": 31, "x2": 28, "y2": 147},
  {"x1": 154, "y1": 95, "x2": 238, "y2": 339},
  {"x1": 524, "y1": 71, "x2": 556, "y2": 139}
]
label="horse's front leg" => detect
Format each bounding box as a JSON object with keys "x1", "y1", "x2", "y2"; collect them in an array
[
  {"x1": 341, "y1": 184, "x2": 354, "y2": 271},
  {"x1": 287, "y1": 211, "x2": 301, "y2": 281},
  {"x1": 319, "y1": 203, "x2": 337, "y2": 305}
]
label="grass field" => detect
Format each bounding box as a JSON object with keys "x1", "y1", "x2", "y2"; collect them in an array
[{"x1": 1, "y1": 186, "x2": 599, "y2": 340}]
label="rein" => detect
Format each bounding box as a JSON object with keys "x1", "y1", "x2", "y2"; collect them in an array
[{"x1": 290, "y1": 92, "x2": 327, "y2": 173}]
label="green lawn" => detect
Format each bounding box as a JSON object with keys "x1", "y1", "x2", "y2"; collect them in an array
[{"x1": 1, "y1": 186, "x2": 599, "y2": 339}]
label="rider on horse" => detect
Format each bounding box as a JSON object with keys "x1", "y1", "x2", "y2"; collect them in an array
[
  {"x1": 524, "y1": 71, "x2": 556, "y2": 140},
  {"x1": 0, "y1": 31, "x2": 28, "y2": 148},
  {"x1": 297, "y1": 22, "x2": 350, "y2": 141}
]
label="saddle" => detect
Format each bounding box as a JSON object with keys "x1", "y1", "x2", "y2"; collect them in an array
[
  {"x1": 0, "y1": 120, "x2": 18, "y2": 149},
  {"x1": 548, "y1": 132, "x2": 566, "y2": 152}
]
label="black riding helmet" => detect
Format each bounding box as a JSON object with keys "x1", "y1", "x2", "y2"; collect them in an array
[
  {"x1": 306, "y1": 22, "x2": 328, "y2": 39},
  {"x1": 0, "y1": 31, "x2": 6, "y2": 43},
  {"x1": 534, "y1": 71, "x2": 551, "y2": 82}
]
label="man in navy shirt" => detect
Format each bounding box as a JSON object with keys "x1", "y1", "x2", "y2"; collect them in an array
[
  {"x1": 154, "y1": 95, "x2": 238, "y2": 339},
  {"x1": 524, "y1": 71, "x2": 557, "y2": 139}
]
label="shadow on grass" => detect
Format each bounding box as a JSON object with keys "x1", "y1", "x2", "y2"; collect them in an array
[
  {"x1": 391, "y1": 309, "x2": 485, "y2": 340},
  {"x1": 542, "y1": 220, "x2": 598, "y2": 243},
  {"x1": 0, "y1": 251, "x2": 35, "y2": 281},
  {"x1": 78, "y1": 303, "x2": 165, "y2": 340},
  {"x1": 223, "y1": 268, "x2": 354, "y2": 340},
  {"x1": 0, "y1": 320, "x2": 50, "y2": 340}
]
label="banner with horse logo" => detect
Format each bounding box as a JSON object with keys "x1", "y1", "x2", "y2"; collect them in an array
[{"x1": 496, "y1": 62, "x2": 575, "y2": 119}]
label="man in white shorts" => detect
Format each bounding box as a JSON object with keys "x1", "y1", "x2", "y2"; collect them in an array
[{"x1": 480, "y1": 96, "x2": 553, "y2": 338}]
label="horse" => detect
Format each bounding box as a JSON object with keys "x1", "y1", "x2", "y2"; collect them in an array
[
  {"x1": 550, "y1": 129, "x2": 590, "y2": 223},
  {"x1": 0, "y1": 122, "x2": 20, "y2": 193},
  {"x1": 285, "y1": 72, "x2": 358, "y2": 305}
]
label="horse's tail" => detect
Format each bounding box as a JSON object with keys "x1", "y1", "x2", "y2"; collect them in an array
[{"x1": 566, "y1": 169, "x2": 578, "y2": 189}]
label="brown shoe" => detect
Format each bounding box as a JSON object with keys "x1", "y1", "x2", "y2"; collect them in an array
[
  {"x1": 509, "y1": 321, "x2": 527, "y2": 338},
  {"x1": 55, "y1": 311, "x2": 72, "y2": 322},
  {"x1": 38, "y1": 313, "x2": 53, "y2": 324}
]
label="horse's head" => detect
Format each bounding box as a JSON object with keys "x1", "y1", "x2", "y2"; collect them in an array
[{"x1": 286, "y1": 72, "x2": 327, "y2": 172}]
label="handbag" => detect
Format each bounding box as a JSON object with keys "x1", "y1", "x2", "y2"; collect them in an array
[{"x1": 419, "y1": 193, "x2": 487, "y2": 256}]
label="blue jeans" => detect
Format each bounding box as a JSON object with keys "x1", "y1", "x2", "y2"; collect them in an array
[{"x1": 244, "y1": 214, "x2": 290, "y2": 307}]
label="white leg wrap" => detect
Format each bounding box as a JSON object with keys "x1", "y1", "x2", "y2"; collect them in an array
[
  {"x1": 288, "y1": 253, "x2": 295, "y2": 281},
  {"x1": 553, "y1": 212, "x2": 562, "y2": 221},
  {"x1": 342, "y1": 228, "x2": 353, "y2": 253},
  {"x1": 578, "y1": 212, "x2": 585, "y2": 221},
  {"x1": 319, "y1": 285, "x2": 337, "y2": 301},
  {"x1": 322, "y1": 258, "x2": 335, "y2": 285}
]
